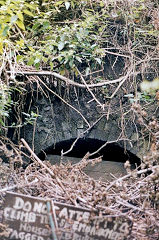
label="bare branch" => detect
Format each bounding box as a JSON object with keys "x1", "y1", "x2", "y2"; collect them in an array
[
  {"x1": 107, "y1": 67, "x2": 133, "y2": 99},
  {"x1": 62, "y1": 114, "x2": 105, "y2": 156},
  {"x1": 6, "y1": 70, "x2": 139, "y2": 88},
  {"x1": 21, "y1": 138, "x2": 78, "y2": 205},
  {"x1": 77, "y1": 68, "x2": 105, "y2": 110},
  {"x1": 37, "y1": 78, "x2": 90, "y2": 127},
  {"x1": 0, "y1": 178, "x2": 38, "y2": 193}
]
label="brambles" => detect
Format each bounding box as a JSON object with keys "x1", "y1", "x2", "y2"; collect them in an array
[{"x1": 131, "y1": 102, "x2": 159, "y2": 212}]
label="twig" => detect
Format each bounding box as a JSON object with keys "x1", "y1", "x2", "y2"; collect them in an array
[
  {"x1": 116, "y1": 198, "x2": 142, "y2": 212},
  {"x1": 14, "y1": 24, "x2": 25, "y2": 39},
  {"x1": 21, "y1": 138, "x2": 57, "y2": 178},
  {"x1": 0, "y1": 178, "x2": 38, "y2": 193},
  {"x1": 107, "y1": 67, "x2": 133, "y2": 99},
  {"x1": 77, "y1": 68, "x2": 105, "y2": 110},
  {"x1": 37, "y1": 78, "x2": 90, "y2": 127},
  {"x1": 104, "y1": 49, "x2": 131, "y2": 58},
  {"x1": 89, "y1": 136, "x2": 125, "y2": 157},
  {"x1": 62, "y1": 114, "x2": 105, "y2": 156},
  {"x1": 21, "y1": 138, "x2": 77, "y2": 205},
  {"x1": 106, "y1": 165, "x2": 159, "y2": 191}
]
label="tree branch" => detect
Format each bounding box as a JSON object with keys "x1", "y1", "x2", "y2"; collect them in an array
[{"x1": 7, "y1": 70, "x2": 138, "y2": 88}]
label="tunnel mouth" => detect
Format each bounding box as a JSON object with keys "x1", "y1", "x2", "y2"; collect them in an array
[{"x1": 38, "y1": 138, "x2": 141, "y2": 166}]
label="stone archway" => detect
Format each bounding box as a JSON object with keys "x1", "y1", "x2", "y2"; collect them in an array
[
  {"x1": 36, "y1": 137, "x2": 140, "y2": 181},
  {"x1": 38, "y1": 138, "x2": 140, "y2": 165},
  {"x1": 23, "y1": 87, "x2": 144, "y2": 161}
]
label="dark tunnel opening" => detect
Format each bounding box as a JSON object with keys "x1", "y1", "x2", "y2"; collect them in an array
[{"x1": 38, "y1": 138, "x2": 141, "y2": 166}]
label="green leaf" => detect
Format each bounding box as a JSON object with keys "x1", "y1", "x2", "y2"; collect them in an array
[
  {"x1": 22, "y1": 112, "x2": 30, "y2": 117},
  {"x1": 71, "y1": 1, "x2": 74, "y2": 8},
  {"x1": 16, "y1": 20, "x2": 25, "y2": 30},
  {"x1": 23, "y1": 9, "x2": 34, "y2": 17},
  {"x1": 58, "y1": 41, "x2": 65, "y2": 50},
  {"x1": 35, "y1": 62, "x2": 40, "y2": 69},
  {"x1": 34, "y1": 58, "x2": 40, "y2": 64},
  {"x1": 0, "y1": 118, "x2": 5, "y2": 126},
  {"x1": 76, "y1": 56, "x2": 82, "y2": 63},
  {"x1": 6, "y1": 8, "x2": 12, "y2": 15},
  {"x1": 0, "y1": 41, "x2": 3, "y2": 54},
  {"x1": 11, "y1": 15, "x2": 18, "y2": 24},
  {"x1": 95, "y1": 58, "x2": 102, "y2": 65},
  {"x1": 54, "y1": 1, "x2": 64, "y2": 6},
  {"x1": 65, "y1": 1, "x2": 70, "y2": 10},
  {"x1": 60, "y1": 69, "x2": 65, "y2": 75},
  {"x1": 50, "y1": 61, "x2": 54, "y2": 70},
  {"x1": 85, "y1": 67, "x2": 90, "y2": 76},
  {"x1": 43, "y1": 21, "x2": 50, "y2": 29},
  {"x1": 28, "y1": 46, "x2": 35, "y2": 52},
  {"x1": 32, "y1": 23, "x2": 40, "y2": 30},
  {"x1": 2, "y1": 25, "x2": 9, "y2": 36},
  {"x1": 25, "y1": 3, "x2": 37, "y2": 10},
  {"x1": 27, "y1": 57, "x2": 34, "y2": 66},
  {"x1": 16, "y1": 55, "x2": 23, "y2": 62},
  {"x1": 17, "y1": 12, "x2": 23, "y2": 22},
  {"x1": 100, "y1": 1, "x2": 104, "y2": 7},
  {"x1": 16, "y1": 38, "x2": 24, "y2": 48},
  {"x1": 58, "y1": 56, "x2": 62, "y2": 62},
  {"x1": 69, "y1": 59, "x2": 74, "y2": 67}
]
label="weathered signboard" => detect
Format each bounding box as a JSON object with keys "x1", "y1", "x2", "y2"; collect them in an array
[
  {"x1": 53, "y1": 201, "x2": 133, "y2": 240},
  {"x1": 2, "y1": 192, "x2": 52, "y2": 240},
  {"x1": 1, "y1": 192, "x2": 133, "y2": 240}
]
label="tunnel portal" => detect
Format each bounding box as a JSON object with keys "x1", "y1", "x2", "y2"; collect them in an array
[{"x1": 38, "y1": 138, "x2": 141, "y2": 166}]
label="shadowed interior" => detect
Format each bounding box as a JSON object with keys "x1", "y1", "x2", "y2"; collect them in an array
[{"x1": 38, "y1": 138, "x2": 141, "y2": 166}]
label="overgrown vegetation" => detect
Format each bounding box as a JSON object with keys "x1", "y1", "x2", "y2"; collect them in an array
[
  {"x1": 0, "y1": 0, "x2": 159, "y2": 239},
  {"x1": 0, "y1": 0, "x2": 159, "y2": 125}
]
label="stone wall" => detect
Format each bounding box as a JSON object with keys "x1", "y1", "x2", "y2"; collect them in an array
[{"x1": 22, "y1": 86, "x2": 145, "y2": 160}]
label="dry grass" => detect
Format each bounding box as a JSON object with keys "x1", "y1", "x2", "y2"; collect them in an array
[{"x1": 0, "y1": 141, "x2": 158, "y2": 240}]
